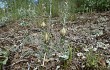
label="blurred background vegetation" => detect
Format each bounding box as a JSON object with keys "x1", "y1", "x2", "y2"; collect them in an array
[{"x1": 0, "y1": 0, "x2": 110, "y2": 20}]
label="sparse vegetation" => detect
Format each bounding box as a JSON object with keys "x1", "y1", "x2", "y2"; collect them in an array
[{"x1": 0, "y1": 0, "x2": 110, "y2": 70}]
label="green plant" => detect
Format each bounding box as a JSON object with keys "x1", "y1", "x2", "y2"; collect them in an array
[
  {"x1": 85, "y1": 50, "x2": 99, "y2": 68},
  {"x1": 59, "y1": 0, "x2": 69, "y2": 25},
  {"x1": 1, "y1": 0, "x2": 110, "y2": 20},
  {"x1": 58, "y1": 39, "x2": 73, "y2": 69},
  {"x1": 0, "y1": 13, "x2": 11, "y2": 27},
  {"x1": 19, "y1": 20, "x2": 29, "y2": 26},
  {"x1": 0, "y1": 47, "x2": 9, "y2": 70},
  {"x1": 83, "y1": 49, "x2": 105, "y2": 70},
  {"x1": 74, "y1": 0, "x2": 110, "y2": 13}
]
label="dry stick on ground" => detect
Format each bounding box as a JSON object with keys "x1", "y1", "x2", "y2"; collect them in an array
[
  {"x1": 5, "y1": 59, "x2": 28, "y2": 68},
  {"x1": 11, "y1": 59, "x2": 28, "y2": 66},
  {"x1": 42, "y1": 53, "x2": 46, "y2": 66}
]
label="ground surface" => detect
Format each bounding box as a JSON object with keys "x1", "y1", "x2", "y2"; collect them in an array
[{"x1": 0, "y1": 11, "x2": 110, "y2": 70}]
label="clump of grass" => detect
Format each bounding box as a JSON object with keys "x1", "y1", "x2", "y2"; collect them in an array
[
  {"x1": 85, "y1": 50, "x2": 99, "y2": 68},
  {"x1": 83, "y1": 49, "x2": 107, "y2": 70}
]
